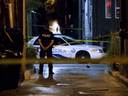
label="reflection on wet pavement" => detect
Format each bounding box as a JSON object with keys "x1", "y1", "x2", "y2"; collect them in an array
[{"x1": 1, "y1": 64, "x2": 128, "y2": 96}]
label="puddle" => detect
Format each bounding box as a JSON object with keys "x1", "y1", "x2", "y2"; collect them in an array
[
  {"x1": 78, "y1": 91, "x2": 95, "y2": 94},
  {"x1": 56, "y1": 83, "x2": 70, "y2": 85}
]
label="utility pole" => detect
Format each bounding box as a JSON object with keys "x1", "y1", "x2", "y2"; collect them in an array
[
  {"x1": 78, "y1": 0, "x2": 82, "y2": 39},
  {"x1": 22, "y1": 0, "x2": 26, "y2": 73},
  {"x1": 119, "y1": 0, "x2": 128, "y2": 77},
  {"x1": 82, "y1": 0, "x2": 85, "y2": 41},
  {"x1": 120, "y1": 0, "x2": 126, "y2": 56},
  {"x1": 64, "y1": 0, "x2": 68, "y2": 36},
  {"x1": 65, "y1": 0, "x2": 67, "y2": 28}
]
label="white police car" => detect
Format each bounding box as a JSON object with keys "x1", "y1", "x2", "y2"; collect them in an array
[{"x1": 28, "y1": 34, "x2": 106, "y2": 63}]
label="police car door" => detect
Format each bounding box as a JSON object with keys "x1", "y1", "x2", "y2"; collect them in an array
[{"x1": 52, "y1": 37, "x2": 71, "y2": 59}]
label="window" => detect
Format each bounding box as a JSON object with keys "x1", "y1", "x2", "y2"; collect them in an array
[
  {"x1": 105, "y1": 0, "x2": 112, "y2": 18},
  {"x1": 34, "y1": 39, "x2": 39, "y2": 45},
  {"x1": 115, "y1": 0, "x2": 120, "y2": 19},
  {"x1": 62, "y1": 37, "x2": 82, "y2": 45},
  {"x1": 53, "y1": 37, "x2": 67, "y2": 46}
]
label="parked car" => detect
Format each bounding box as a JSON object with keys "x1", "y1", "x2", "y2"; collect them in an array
[{"x1": 28, "y1": 34, "x2": 106, "y2": 63}]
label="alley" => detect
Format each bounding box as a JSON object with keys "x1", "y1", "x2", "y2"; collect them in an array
[{"x1": 2, "y1": 63, "x2": 128, "y2": 96}]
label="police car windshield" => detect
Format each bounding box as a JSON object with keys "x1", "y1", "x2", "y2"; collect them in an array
[{"x1": 62, "y1": 37, "x2": 82, "y2": 45}]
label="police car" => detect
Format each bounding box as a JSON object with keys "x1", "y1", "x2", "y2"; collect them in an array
[{"x1": 28, "y1": 34, "x2": 106, "y2": 63}]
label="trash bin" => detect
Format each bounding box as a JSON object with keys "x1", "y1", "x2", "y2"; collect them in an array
[
  {"x1": 1, "y1": 51, "x2": 22, "y2": 91},
  {"x1": 2, "y1": 65, "x2": 21, "y2": 90},
  {"x1": 3, "y1": 28, "x2": 23, "y2": 52},
  {"x1": 0, "y1": 28, "x2": 23, "y2": 91}
]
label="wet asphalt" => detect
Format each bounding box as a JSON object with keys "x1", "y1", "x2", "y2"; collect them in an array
[{"x1": 1, "y1": 63, "x2": 128, "y2": 96}]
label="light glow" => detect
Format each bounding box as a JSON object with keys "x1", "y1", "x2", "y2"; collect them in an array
[{"x1": 49, "y1": 20, "x2": 61, "y2": 34}]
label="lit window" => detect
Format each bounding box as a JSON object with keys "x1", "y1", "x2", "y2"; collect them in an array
[
  {"x1": 105, "y1": 0, "x2": 111, "y2": 18},
  {"x1": 115, "y1": 0, "x2": 120, "y2": 19}
]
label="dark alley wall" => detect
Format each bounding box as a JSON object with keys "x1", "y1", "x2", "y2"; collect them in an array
[{"x1": 93, "y1": 0, "x2": 120, "y2": 37}]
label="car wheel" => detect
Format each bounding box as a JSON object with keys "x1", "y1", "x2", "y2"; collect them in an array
[{"x1": 75, "y1": 51, "x2": 90, "y2": 64}]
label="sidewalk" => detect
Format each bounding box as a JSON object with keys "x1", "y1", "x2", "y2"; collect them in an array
[
  {"x1": 1, "y1": 64, "x2": 128, "y2": 96},
  {"x1": 109, "y1": 70, "x2": 128, "y2": 88}
]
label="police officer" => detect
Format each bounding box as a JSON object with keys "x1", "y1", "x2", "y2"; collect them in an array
[{"x1": 38, "y1": 22, "x2": 54, "y2": 74}]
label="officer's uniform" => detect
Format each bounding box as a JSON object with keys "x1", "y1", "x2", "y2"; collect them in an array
[{"x1": 38, "y1": 29, "x2": 54, "y2": 74}]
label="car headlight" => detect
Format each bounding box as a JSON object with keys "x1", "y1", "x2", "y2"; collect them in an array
[{"x1": 92, "y1": 49, "x2": 103, "y2": 53}]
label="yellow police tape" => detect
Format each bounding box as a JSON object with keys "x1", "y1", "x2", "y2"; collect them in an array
[
  {"x1": 76, "y1": 40, "x2": 110, "y2": 43},
  {"x1": 27, "y1": 31, "x2": 115, "y2": 47},
  {"x1": 53, "y1": 39, "x2": 110, "y2": 47},
  {"x1": 0, "y1": 57, "x2": 128, "y2": 65},
  {"x1": 32, "y1": 25, "x2": 83, "y2": 30},
  {"x1": 27, "y1": 40, "x2": 110, "y2": 48},
  {"x1": 91, "y1": 32, "x2": 119, "y2": 39},
  {"x1": 62, "y1": 28, "x2": 83, "y2": 30}
]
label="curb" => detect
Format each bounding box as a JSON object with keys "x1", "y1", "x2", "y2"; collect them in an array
[{"x1": 109, "y1": 70, "x2": 128, "y2": 87}]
